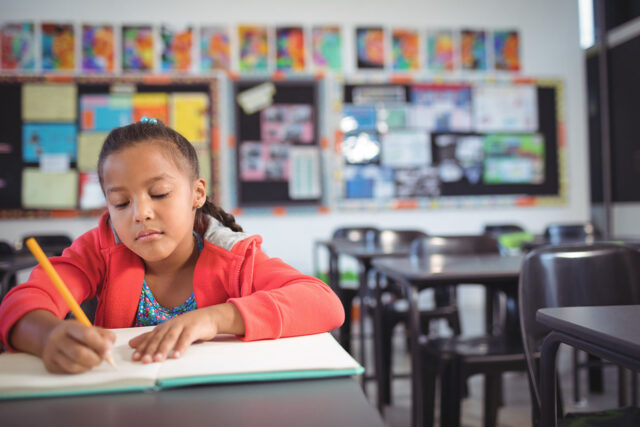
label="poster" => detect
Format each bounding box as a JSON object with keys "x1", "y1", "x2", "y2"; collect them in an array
[
  {"x1": 261, "y1": 104, "x2": 314, "y2": 144},
  {"x1": 80, "y1": 94, "x2": 133, "y2": 131},
  {"x1": 311, "y1": 26, "x2": 341, "y2": 71},
  {"x1": 238, "y1": 25, "x2": 269, "y2": 72},
  {"x1": 1, "y1": 22, "x2": 36, "y2": 70},
  {"x1": 344, "y1": 165, "x2": 393, "y2": 199},
  {"x1": 289, "y1": 147, "x2": 321, "y2": 199},
  {"x1": 122, "y1": 25, "x2": 154, "y2": 71},
  {"x1": 380, "y1": 130, "x2": 430, "y2": 168},
  {"x1": 409, "y1": 85, "x2": 473, "y2": 131},
  {"x1": 22, "y1": 83, "x2": 77, "y2": 121},
  {"x1": 432, "y1": 133, "x2": 484, "y2": 184},
  {"x1": 161, "y1": 25, "x2": 193, "y2": 71},
  {"x1": 394, "y1": 167, "x2": 440, "y2": 198},
  {"x1": 483, "y1": 134, "x2": 544, "y2": 184},
  {"x1": 200, "y1": 26, "x2": 230, "y2": 70},
  {"x1": 341, "y1": 131, "x2": 381, "y2": 165},
  {"x1": 133, "y1": 93, "x2": 169, "y2": 124},
  {"x1": 79, "y1": 172, "x2": 106, "y2": 209},
  {"x1": 356, "y1": 27, "x2": 384, "y2": 70},
  {"x1": 169, "y1": 93, "x2": 209, "y2": 145},
  {"x1": 427, "y1": 29, "x2": 454, "y2": 71},
  {"x1": 41, "y1": 23, "x2": 75, "y2": 71},
  {"x1": 473, "y1": 85, "x2": 537, "y2": 132},
  {"x1": 22, "y1": 168, "x2": 78, "y2": 209},
  {"x1": 391, "y1": 29, "x2": 419, "y2": 71},
  {"x1": 82, "y1": 24, "x2": 114, "y2": 72},
  {"x1": 22, "y1": 123, "x2": 77, "y2": 162},
  {"x1": 494, "y1": 30, "x2": 520, "y2": 71},
  {"x1": 276, "y1": 27, "x2": 305, "y2": 71},
  {"x1": 460, "y1": 29, "x2": 487, "y2": 71},
  {"x1": 341, "y1": 105, "x2": 377, "y2": 132}
]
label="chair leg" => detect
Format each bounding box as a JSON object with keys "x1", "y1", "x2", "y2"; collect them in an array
[
  {"x1": 339, "y1": 298, "x2": 353, "y2": 353},
  {"x1": 379, "y1": 305, "x2": 395, "y2": 407},
  {"x1": 421, "y1": 353, "x2": 438, "y2": 427},
  {"x1": 572, "y1": 348, "x2": 580, "y2": 403},
  {"x1": 588, "y1": 354, "x2": 604, "y2": 393},
  {"x1": 484, "y1": 374, "x2": 500, "y2": 427},
  {"x1": 440, "y1": 358, "x2": 462, "y2": 427}
]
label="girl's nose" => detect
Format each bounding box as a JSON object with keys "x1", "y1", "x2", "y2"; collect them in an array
[{"x1": 133, "y1": 198, "x2": 153, "y2": 223}]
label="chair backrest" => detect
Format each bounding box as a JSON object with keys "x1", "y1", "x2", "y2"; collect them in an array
[
  {"x1": 21, "y1": 234, "x2": 73, "y2": 255},
  {"x1": 543, "y1": 222, "x2": 599, "y2": 244},
  {"x1": 410, "y1": 234, "x2": 500, "y2": 257},
  {"x1": 0, "y1": 241, "x2": 14, "y2": 256},
  {"x1": 483, "y1": 223, "x2": 525, "y2": 236},
  {"x1": 518, "y1": 243, "x2": 640, "y2": 409},
  {"x1": 332, "y1": 227, "x2": 379, "y2": 244},
  {"x1": 377, "y1": 229, "x2": 428, "y2": 252}
]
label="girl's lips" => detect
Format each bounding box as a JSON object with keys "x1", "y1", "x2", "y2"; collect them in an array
[{"x1": 136, "y1": 231, "x2": 163, "y2": 242}]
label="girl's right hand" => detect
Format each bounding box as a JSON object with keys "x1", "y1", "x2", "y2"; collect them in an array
[{"x1": 41, "y1": 320, "x2": 115, "y2": 374}]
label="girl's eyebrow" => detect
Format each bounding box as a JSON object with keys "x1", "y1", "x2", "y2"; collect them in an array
[{"x1": 107, "y1": 173, "x2": 174, "y2": 194}]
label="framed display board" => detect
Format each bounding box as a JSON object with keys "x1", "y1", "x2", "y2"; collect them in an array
[
  {"x1": 231, "y1": 78, "x2": 324, "y2": 210},
  {"x1": 335, "y1": 78, "x2": 565, "y2": 210},
  {"x1": 0, "y1": 75, "x2": 218, "y2": 218}
]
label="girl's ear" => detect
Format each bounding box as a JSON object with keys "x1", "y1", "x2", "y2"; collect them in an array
[{"x1": 193, "y1": 177, "x2": 207, "y2": 209}]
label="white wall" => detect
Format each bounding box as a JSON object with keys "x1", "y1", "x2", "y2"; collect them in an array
[{"x1": 0, "y1": 0, "x2": 589, "y2": 274}]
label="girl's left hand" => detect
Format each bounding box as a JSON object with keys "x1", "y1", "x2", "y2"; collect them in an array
[
  {"x1": 128, "y1": 308, "x2": 218, "y2": 363},
  {"x1": 128, "y1": 302, "x2": 245, "y2": 363}
]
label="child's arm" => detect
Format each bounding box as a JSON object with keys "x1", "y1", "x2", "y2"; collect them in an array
[
  {"x1": 127, "y1": 302, "x2": 244, "y2": 363},
  {"x1": 10, "y1": 309, "x2": 115, "y2": 374}
]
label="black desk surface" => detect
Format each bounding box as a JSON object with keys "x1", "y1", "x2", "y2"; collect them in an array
[
  {"x1": 0, "y1": 377, "x2": 385, "y2": 427},
  {"x1": 325, "y1": 239, "x2": 412, "y2": 260},
  {"x1": 537, "y1": 305, "x2": 640, "y2": 359},
  {"x1": 371, "y1": 254, "x2": 523, "y2": 285}
]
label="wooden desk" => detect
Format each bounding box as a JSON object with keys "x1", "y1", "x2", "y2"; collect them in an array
[
  {"x1": 0, "y1": 377, "x2": 385, "y2": 427},
  {"x1": 537, "y1": 305, "x2": 640, "y2": 427},
  {"x1": 372, "y1": 254, "x2": 522, "y2": 424}
]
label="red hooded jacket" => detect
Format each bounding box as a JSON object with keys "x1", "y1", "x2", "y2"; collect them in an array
[{"x1": 0, "y1": 213, "x2": 344, "y2": 350}]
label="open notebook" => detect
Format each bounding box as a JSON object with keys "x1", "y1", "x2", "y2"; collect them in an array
[{"x1": 0, "y1": 327, "x2": 363, "y2": 399}]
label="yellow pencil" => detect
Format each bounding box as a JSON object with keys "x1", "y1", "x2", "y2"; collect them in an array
[{"x1": 25, "y1": 237, "x2": 117, "y2": 368}]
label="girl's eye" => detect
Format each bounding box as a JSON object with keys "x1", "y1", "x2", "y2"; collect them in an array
[
  {"x1": 151, "y1": 192, "x2": 169, "y2": 199},
  {"x1": 114, "y1": 201, "x2": 129, "y2": 209}
]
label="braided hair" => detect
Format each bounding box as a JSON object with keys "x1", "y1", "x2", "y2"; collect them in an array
[{"x1": 97, "y1": 120, "x2": 242, "y2": 234}]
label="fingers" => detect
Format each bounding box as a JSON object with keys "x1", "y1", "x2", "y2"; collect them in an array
[
  {"x1": 129, "y1": 324, "x2": 198, "y2": 363},
  {"x1": 41, "y1": 321, "x2": 114, "y2": 374}
]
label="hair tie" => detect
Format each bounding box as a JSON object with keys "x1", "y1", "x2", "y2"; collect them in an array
[{"x1": 140, "y1": 116, "x2": 158, "y2": 125}]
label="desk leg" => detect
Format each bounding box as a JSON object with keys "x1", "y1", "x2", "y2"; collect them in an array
[
  {"x1": 540, "y1": 332, "x2": 562, "y2": 427},
  {"x1": 373, "y1": 272, "x2": 389, "y2": 412},
  {"x1": 358, "y1": 261, "x2": 371, "y2": 392},
  {"x1": 329, "y1": 251, "x2": 352, "y2": 353},
  {"x1": 407, "y1": 284, "x2": 423, "y2": 427}
]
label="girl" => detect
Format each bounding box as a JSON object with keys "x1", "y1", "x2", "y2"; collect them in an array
[{"x1": 0, "y1": 120, "x2": 344, "y2": 374}]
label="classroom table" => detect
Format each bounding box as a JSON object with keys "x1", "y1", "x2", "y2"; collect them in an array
[
  {"x1": 0, "y1": 377, "x2": 385, "y2": 427},
  {"x1": 324, "y1": 237, "x2": 414, "y2": 383},
  {"x1": 371, "y1": 253, "x2": 523, "y2": 423},
  {"x1": 537, "y1": 305, "x2": 640, "y2": 427}
]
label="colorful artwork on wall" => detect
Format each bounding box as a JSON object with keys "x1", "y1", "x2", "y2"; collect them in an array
[
  {"x1": 161, "y1": 25, "x2": 193, "y2": 72},
  {"x1": 1, "y1": 23, "x2": 36, "y2": 70},
  {"x1": 82, "y1": 24, "x2": 114, "y2": 72},
  {"x1": 238, "y1": 25, "x2": 269, "y2": 72},
  {"x1": 391, "y1": 29, "x2": 419, "y2": 71},
  {"x1": 200, "y1": 26, "x2": 230, "y2": 71},
  {"x1": 122, "y1": 25, "x2": 154, "y2": 71},
  {"x1": 311, "y1": 26, "x2": 341, "y2": 71},
  {"x1": 356, "y1": 27, "x2": 385, "y2": 70},
  {"x1": 275, "y1": 27, "x2": 305, "y2": 71},
  {"x1": 41, "y1": 23, "x2": 75, "y2": 71}
]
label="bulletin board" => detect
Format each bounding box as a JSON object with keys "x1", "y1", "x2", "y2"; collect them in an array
[
  {"x1": 0, "y1": 75, "x2": 218, "y2": 218},
  {"x1": 336, "y1": 78, "x2": 566, "y2": 210},
  {"x1": 231, "y1": 78, "x2": 324, "y2": 210}
]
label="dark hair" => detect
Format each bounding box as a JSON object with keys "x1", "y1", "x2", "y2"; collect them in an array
[{"x1": 97, "y1": 120, "x2": 242, "y2": 234}]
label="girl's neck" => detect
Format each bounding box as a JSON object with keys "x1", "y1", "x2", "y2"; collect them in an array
[{"x1": 144, "y1": 234, "x2": 199, "y2": 277}]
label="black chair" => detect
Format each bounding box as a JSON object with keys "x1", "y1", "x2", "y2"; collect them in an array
[
  {"x1": 483, "y1": 224, "x2": 525, "y2": 236},
  {"x1": 20, "y1": 234, "x2": 72, "y2": 256},
  {"x1": 519, "y1": 243, "x2": 640, "y2": 426},
  {"x1": 413, "y1": 234, "x2": 526, "y2": 427},
  {"x1": 543, "y1": 222, "x2": 599, "y2": 245},
  {"x1": 0, "y1": 240, "x2": 17, "y2": 301},
  {"x1": 325, "y1": 226, "x2": 380, "y2": 353},
  {"x1": 543, "y1": 222, "x2": 605, "y2": 401}
]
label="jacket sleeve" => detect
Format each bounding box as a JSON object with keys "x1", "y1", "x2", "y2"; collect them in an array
[
  {"x1": 227, "y1": 244, "x2": 345, "y2": 341},
  {"x1": 0, "y1": 229, "x2": 106, "y2": 351}
]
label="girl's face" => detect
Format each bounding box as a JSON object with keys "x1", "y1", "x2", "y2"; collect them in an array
[{"x1": 101, "y1": 142, "x2": 206, "y2": 264}]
